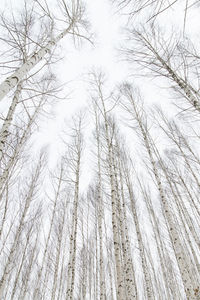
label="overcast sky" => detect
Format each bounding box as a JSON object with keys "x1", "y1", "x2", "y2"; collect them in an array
[
  {"x1": 0, "y1": 0, "x2": 199, "y2": 163},
  {"x1": 31, "y1": 0, "x2": 130, "y2": 158}
]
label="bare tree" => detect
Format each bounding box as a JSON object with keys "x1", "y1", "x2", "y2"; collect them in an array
[
  {"x1": 89, "y1": 72, "x2": 137, "y2": 299},
  {"x1": 0, "y1": 0, "x2": 89, "y2": 101},
  {"x1": 65, "y1": 112, "x2": 84, "y2": 300},
  {"x1": 0, "y1": 152, "x2": 45, "y2": 299},
  {"x1": 93, "y1": 105, "x2": 106, "y2": 300},
  {"x1": 119, "y1": 82, "x2": 200, "y2": 299},
  {"x1": 112, "y1": 0, "x2": 198, "y2": 28},
  {"x1": 122, "y1": 25, "x2": 200, "y2": 114},
  {"x1": 119, "y1": 149, "x2": 155, "y2": 299}
]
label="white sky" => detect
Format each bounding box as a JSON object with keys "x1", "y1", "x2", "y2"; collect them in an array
[
  {"x1": 31, "y1": 0, "x2": 129, "y2": 158},
  {"x1": 0, "y1": 0, "x2": 199, "y2": 164},
  {"x1": 0, "y1": 0, "x2": 125, "y2": 154}
]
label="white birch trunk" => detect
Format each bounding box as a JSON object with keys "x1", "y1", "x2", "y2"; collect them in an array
[
  {"x1": 141, "y1": 183, "x2": 177, "y2": 299},
  {"x1": 0, "y1": 161, "x2": 40, "y2": 298},
  {"x1": 141, "y1": 126, "x2": 198, "y2": 299},
  {"x1": 102, "y1": 113, "x2": 125, "y2": 300},
  {"x1": 0, "y1": 101, "x2": 42, "y2": 194},
  {"x1": 67, "y1": 159, "x2": 80, "y2": 299},
  {"x1": 51, "y1": 211, "x2": 65, "y2": 300},
  {"x1": 93, "y1": 80, "x2": 126, "y2": 299},
  {"x1": 33, "y1": 166, "x2": 63, "y2": 299},
  {"x1": 124, "y1": 172, "x2": 154, "y2": 300},
  {"x1": 121, "y1": 86, "x2": 199, "y2": 299},
  {"x1": 135, "y1": 31, "x2": 200, "y2": 112},
  {"x1": 94, "y1": 108, "x2": 106, "y2": 300},
  {"x1": 20, "y1": 232, "x2": 39, "y2": 300},
  {"x1": 0, "y1": 82, "x2": 23, "y2": 160},
  {"x1": 0, "y1": 25, "x2": 73, "y2": 101},
  {"x1": 66, "y1": 123, "x2": 82, "y2": 299},
  {"x1": 103, "y1": 217, "x2": 115, "y2": 300},
  {"x1": 10, "y1": 225, "x2": 32, "y2": 300},
  {"x1": 113, "y1": 148, "x2": 137, "y2": 299}
]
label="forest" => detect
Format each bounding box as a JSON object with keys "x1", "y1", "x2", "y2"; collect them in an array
[{"x1": 0, "y1": 0, "x2": 199, "y2": 299}]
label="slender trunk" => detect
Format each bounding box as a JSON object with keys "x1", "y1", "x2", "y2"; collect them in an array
[
  {"x1": 0, "y1": 24, "x2": 73, "y2": 101},
  {"x1": 94, "y1": 108, "x2": 106, "y2": 300},
  {"x1": 66, "y1": 136, "x2": 81, "y2": 299},
  {"x1": 121, "y1": 89, "x2": 199, "y2": 298},
  {"x1": 113, "y1": 149, "x2": 137, "y2": 299},
  {"x1": 33, "y1": 167, "x2": 63, "y2": 299},
  {"x1": 0, "y1": 82, "x2": 23, "y2": 160},
  {"x1": 10, "y1": 225, "x2": 33, "y2": 300},
  {"x1": 51, "y1": 212, "x2": 65, "y2": 300},
  {"x1": 0, "y1": 102, "x2": 42, "y2": 195},
  {"x1": 142, "y1": 130, "x2": 198, "y2": 298},
  {"x1": 0, "y1": 162, "x2": 40, "y2": 298},
  {"x1": 142, "y1": 184, "x2": 181, "y2": 300},
  {"x1": 125, "y1": 174, "x2": 153, "y2": 300},
  {"x1": 99, "y1": 95, "x2": 125, "y2": 300},
  {"x1": 20, "y1": 231, "x2": 39, "y2": 300}
]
